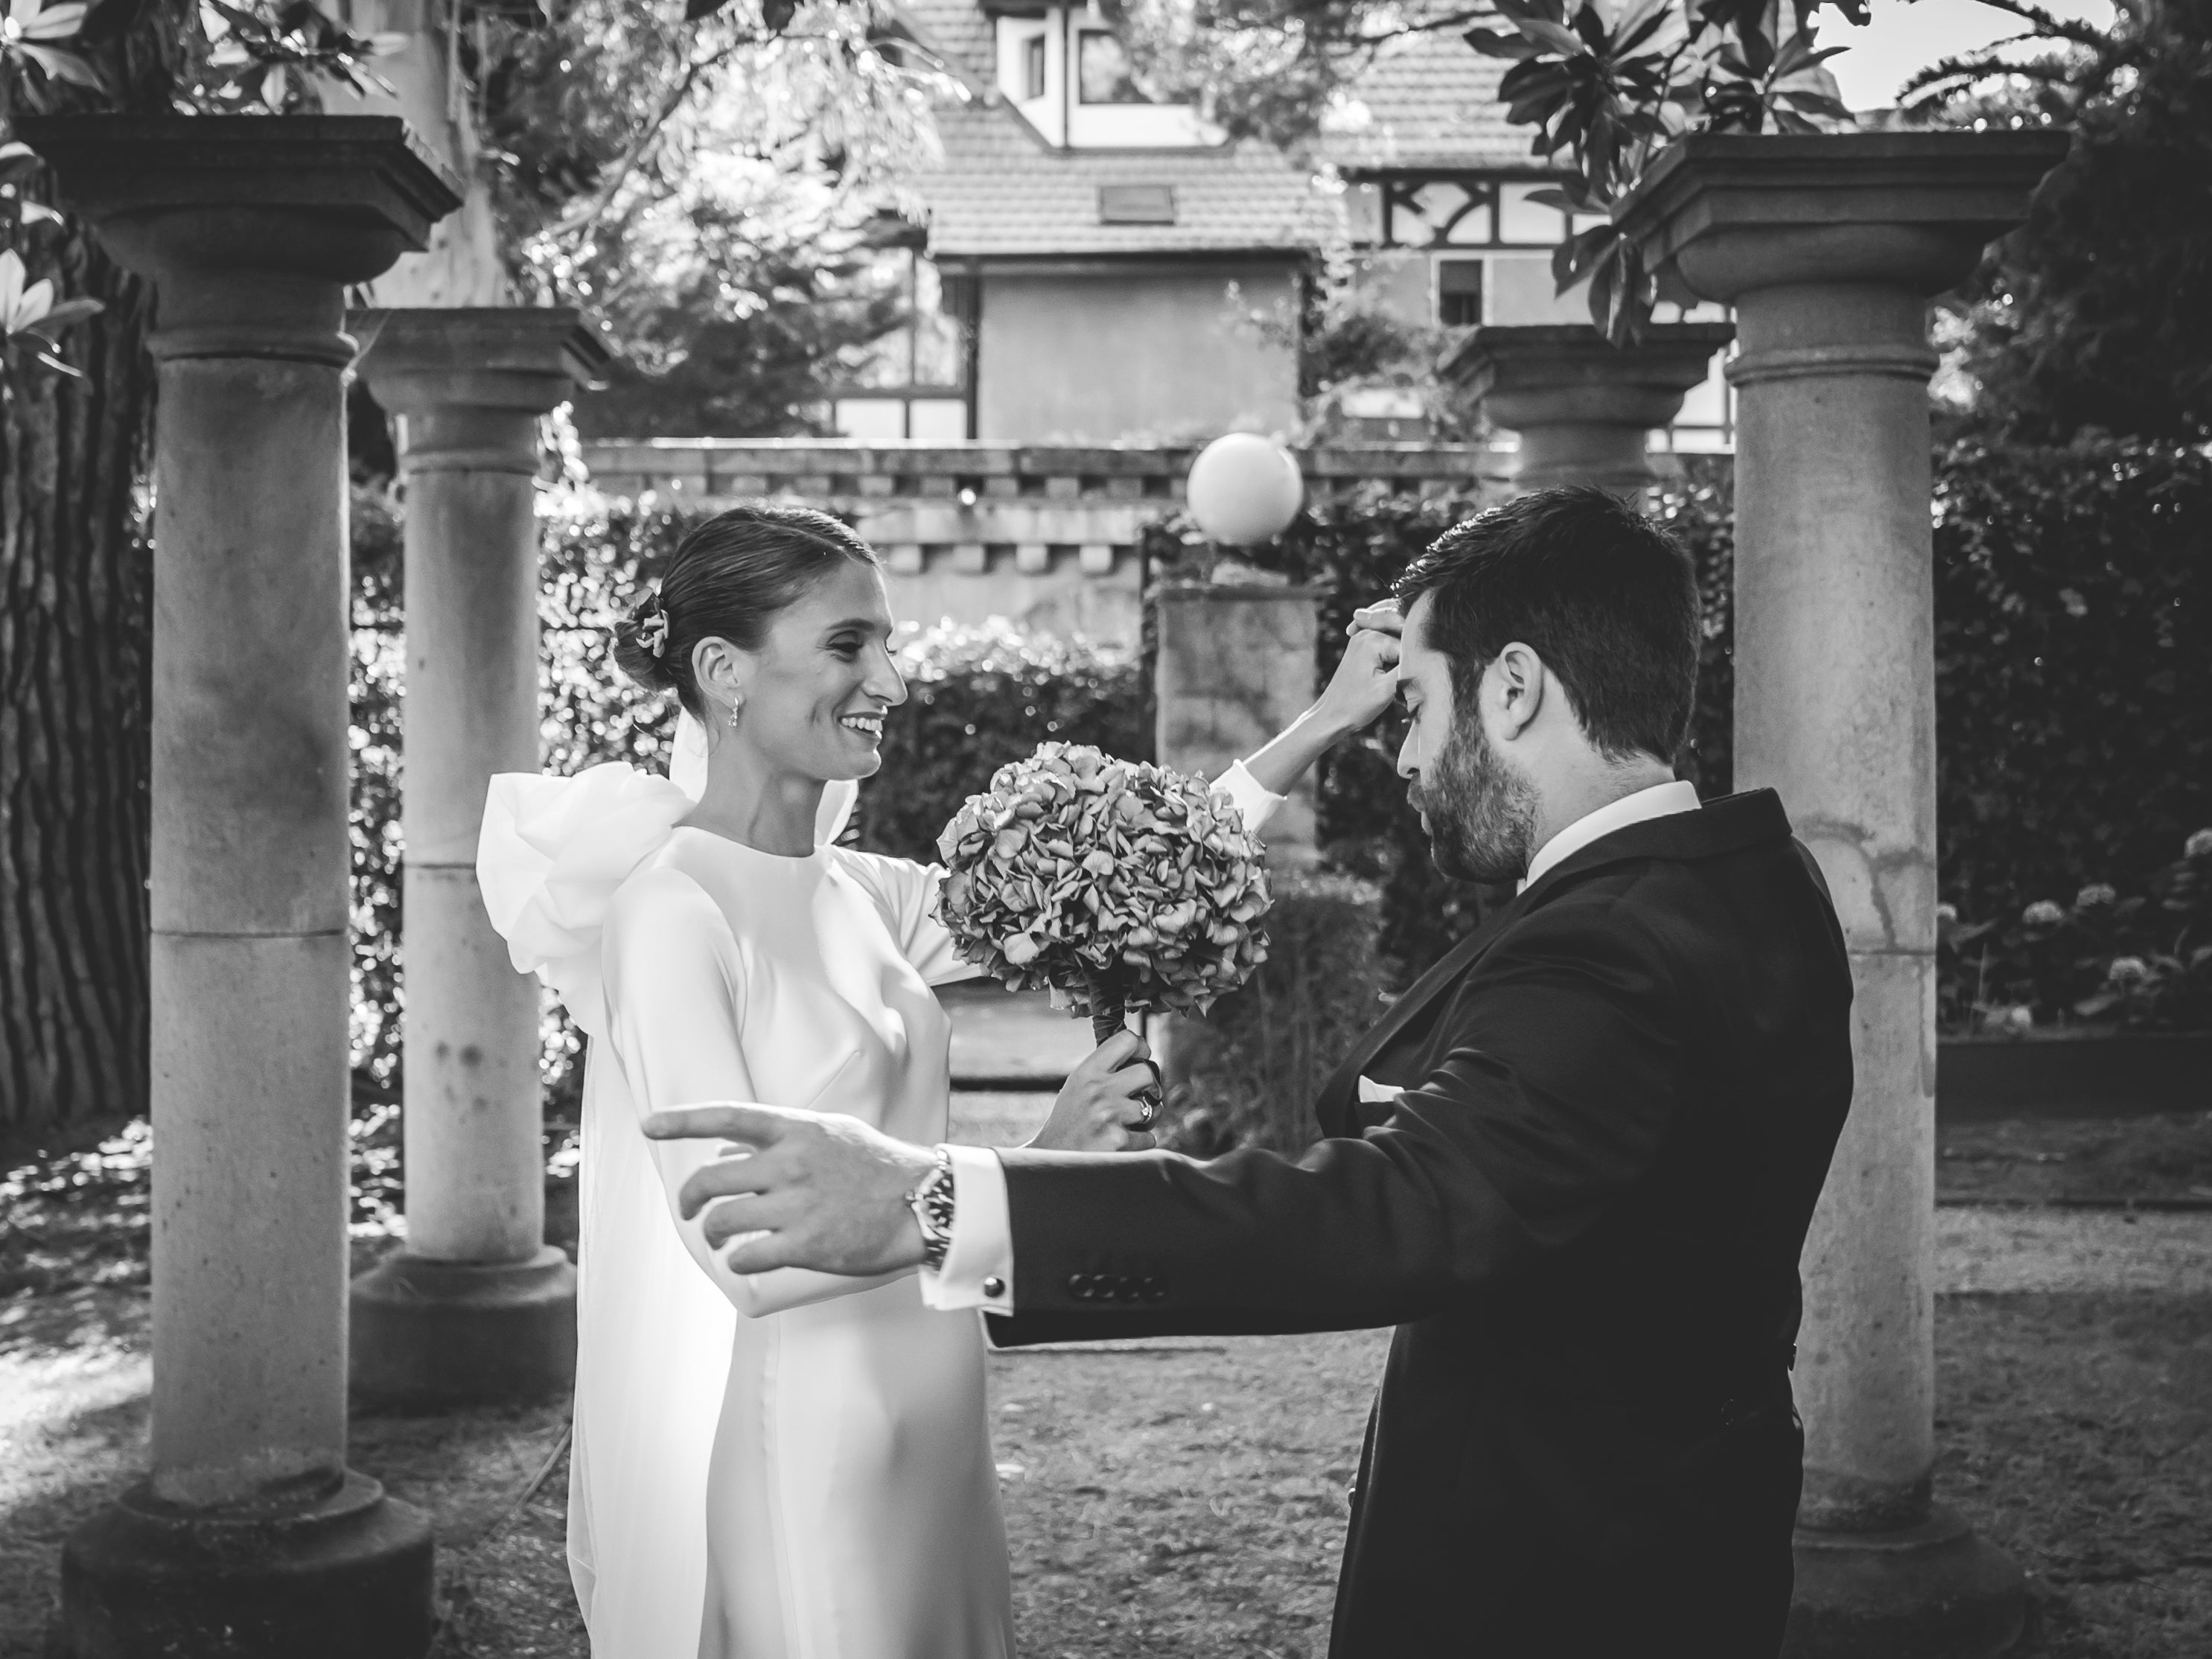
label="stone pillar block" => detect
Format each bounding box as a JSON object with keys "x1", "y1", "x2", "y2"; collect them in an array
[
  {"x1": 348, "y1": 308, "x2": 605, "y2": 1407},
  {"x1": 1616, "y1": 129, "x2": 2068, "y2": 1659},
  {"x1": 1154, "y1": 585, "x2": 1320, "y2": 866},
  {"x1": 22, "y1": 113, "x2": 459, "y2": 1659},
  {"x1": 1444, "y1": 322, "x2": 1734, "y2": 498}
]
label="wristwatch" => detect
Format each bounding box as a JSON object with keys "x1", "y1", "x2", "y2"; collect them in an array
[{"x1": 905, "y1": 1146, "x2": 956, "y2": 1273}]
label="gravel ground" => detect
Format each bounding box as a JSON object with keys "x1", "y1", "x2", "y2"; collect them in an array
[{"x1": 5, "y1": 1098, "x2": 2208, "y2": 1656}]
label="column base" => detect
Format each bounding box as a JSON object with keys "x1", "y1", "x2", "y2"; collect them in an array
[
  {"x1": 1786, "y1": 1505, "x2": 2025, "y2": 1659},
  {"x1": 60, "y1": 1471, "x2": 433, "y2": 1659},
  {"x1": 349, "y1": 1244, "x2": 576, "y2": 1410}
]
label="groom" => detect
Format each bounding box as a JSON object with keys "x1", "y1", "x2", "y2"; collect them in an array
[{"x1": 646, "y1": 486, "x2": 1856, "y2": 1658}]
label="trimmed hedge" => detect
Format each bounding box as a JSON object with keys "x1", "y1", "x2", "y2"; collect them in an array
[
  {"x1": 1163, "y1": 871, "x2": 1393, "y2": 1158},
  {"x1": 852, "y1": 620, "x2": 1148, "y2": 864}
]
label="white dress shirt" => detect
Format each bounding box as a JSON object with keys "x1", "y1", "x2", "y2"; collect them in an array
[{"x1": 922, "y1": 774, "x2": 1701, "y2": 1315}]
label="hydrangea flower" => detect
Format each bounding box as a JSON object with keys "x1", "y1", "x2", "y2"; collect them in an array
[
  {"x1": 2187, "y1": 828, "x2": 2212, "y2": 861},
  {"x1": 2075, "y1": 883, "x2": 2117, "y2": 908},
  {"x1": 2106, "y1": 956, "x2": 2152, "y2": 989},
  {"x1": 2021, "y1": 899, "x2": 2066, "y2": 929},
  {"x1": 935, "y1": 742, "x2": 1271, "y2": 1038}
]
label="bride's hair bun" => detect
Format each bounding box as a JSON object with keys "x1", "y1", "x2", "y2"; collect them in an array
[
  {"x1": 611, "y1": 589, "x2": 680, "y2": 695},
  {"x1": 610, "y1": 503, "x2": 878, "y2": 718}
]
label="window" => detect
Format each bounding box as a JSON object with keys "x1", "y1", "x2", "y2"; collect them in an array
[
  {"x1": 1077, "y1": 31, "x2": 1150, "y2": 104},
  {"x1": 1097, "y1": 184, "x2": 1175, "y2": 225},
  {"x1": 1437, "y1": 258, "x2": 1483, "y2": 327},
  {"x1": 1023, "y1": 34, "x2": 1047, "y2": 101}
]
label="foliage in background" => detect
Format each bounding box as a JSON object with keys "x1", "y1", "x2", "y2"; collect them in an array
[
  {"x1": 1165, "y1": 871, "x2": 1392, "y2": 1157},
  {"x1": 1930, "y1": 436, "x2": 2211, "y2": 969},
  {"x1": 470, "y1": 0, "x2": 949, "y2": 436},
  {"x1": 855, "y1": 618, "x2": 1150, "y2": 864},
  {"x1": 1910, "y1": 0, "x2": 2212, "y2": 447},
  {"x1": 1942, "y1": 832, "x2": 2212, "y2": 1037}
]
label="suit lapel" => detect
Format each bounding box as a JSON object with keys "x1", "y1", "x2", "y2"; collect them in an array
[
  {"x1": 1314, "y1": 892, "x2": 1526, "y2": 1128},
  {"x1": 1311, "y1": 789, "x2": 1796, "y2": 1133}
]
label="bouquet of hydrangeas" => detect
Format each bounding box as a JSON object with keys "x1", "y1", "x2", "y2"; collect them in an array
[{"x1": 935, "y1": 743, "x2": 1272, "y2": 1042}]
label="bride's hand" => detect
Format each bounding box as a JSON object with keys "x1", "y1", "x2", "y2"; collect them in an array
[{"x1": 1027, "y1": 1030, "x2": 1161, "y2": 1153}]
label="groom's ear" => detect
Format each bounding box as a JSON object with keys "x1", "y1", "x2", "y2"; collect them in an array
[{"x1": 1491, "y1": 642, "x2": 1546, "y2": 741}]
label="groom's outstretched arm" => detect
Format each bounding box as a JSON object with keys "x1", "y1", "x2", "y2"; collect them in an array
[
  {"x1": 982, "y1": 895, "x2": 1684, "y2": 1341},
  {"x1": 640, "y1": 893, "x2": 1684, "y2": 1333}
]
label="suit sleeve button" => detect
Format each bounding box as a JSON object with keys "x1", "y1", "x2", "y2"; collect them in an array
[
  {"x1": 1067, "y1": 1274, "x2": 1091, "y2": 1299},
  {"x1": 982, "y1": 1276, "x2": 1006, "y2": 1299},
  {"x1": 1142, "y1": 1276, "x2": 1167, "y2": 1301}
]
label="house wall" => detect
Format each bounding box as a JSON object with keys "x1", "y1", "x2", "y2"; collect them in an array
[{"x1": 975, "y1": 262, "x2": 1302, "y2": 443}]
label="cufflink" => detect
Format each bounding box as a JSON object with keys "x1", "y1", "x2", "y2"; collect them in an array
[{"x1": 983, "y1": 1276, "x2": 1006, "y2": 1299}]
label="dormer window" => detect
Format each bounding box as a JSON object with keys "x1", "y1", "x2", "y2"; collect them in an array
[
  {"x1": 1076, "y1": 31, "x2": 1149, "y2": 104},
  {"x1": 994, "y1": 4, "x2": 1221, "y2": 150}
]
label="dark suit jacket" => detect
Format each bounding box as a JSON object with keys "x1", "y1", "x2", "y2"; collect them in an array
[{"x1": 986, "y1": 789, "x2": 1855, "y2": 1658}]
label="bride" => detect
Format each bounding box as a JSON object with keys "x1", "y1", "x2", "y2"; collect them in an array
[{"x1": 475, "y1": 503, "x2": 1294, "y2": 1658}]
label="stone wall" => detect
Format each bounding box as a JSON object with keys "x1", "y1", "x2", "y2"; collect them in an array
[{"x1": 579, "y1": 439, "x2": 1506, "y2": 647}]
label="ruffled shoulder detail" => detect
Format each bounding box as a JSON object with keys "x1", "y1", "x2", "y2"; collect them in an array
[{"x1": 477, "y1": 762, "x2": 695, "y2": 1039}]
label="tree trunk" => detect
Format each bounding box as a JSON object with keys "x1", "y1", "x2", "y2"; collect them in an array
[{"x1": 0, "y1": 1, "x2": 187, "y2": 1152}]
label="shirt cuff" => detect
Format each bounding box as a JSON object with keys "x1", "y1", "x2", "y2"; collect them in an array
[
  {"x1": 919, "y1": 1143, "x2": 1016, "y2": 1313},
  {"x1": 1212, "y1": 758, "x2": 1284, "y2": 837}
]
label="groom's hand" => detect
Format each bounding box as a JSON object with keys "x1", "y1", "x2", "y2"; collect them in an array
[{"x1": 640, "y1": 1105, "x2": 935, "y2": 1276}]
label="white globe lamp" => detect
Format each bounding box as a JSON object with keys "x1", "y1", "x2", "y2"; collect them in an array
[{"x1": 1185, "y1": 433, "x2": 1303, "y2": 546}]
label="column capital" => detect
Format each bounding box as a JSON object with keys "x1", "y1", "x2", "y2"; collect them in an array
[
  {"x1": 19, "y1": 115, "x2": 462, "y2": 365},
  {"x1": 1613, "y1": 131, "x2": 2070, "y2": 305},
  {"x1": 351, "y1": 305, "x2": 615, "y2": 416},
  {"x1": 1444, "y1": 321, "x2": 1735, "y2": 433}
]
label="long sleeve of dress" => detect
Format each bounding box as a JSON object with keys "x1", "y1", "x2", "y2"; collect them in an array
[{"x1": 602, "y1": 864, "x2": 908, "y2": 1316}]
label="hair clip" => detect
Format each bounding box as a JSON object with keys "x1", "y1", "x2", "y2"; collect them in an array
[{"x1": 637, "y1": 590, "x2": 669, "y2": 658}]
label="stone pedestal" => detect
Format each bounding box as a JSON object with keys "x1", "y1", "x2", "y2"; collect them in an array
[
  {"x1": 1152, "y1": 583, "x2": 1320, "y2": 1086},
  {"x1": 348, "y1": 308, "x2": 607, "y2": 1408},
  {"x1": 1617, "y1": 131, "x2": 2068, "y2": 1658},
  {"x1": 1444, "y1": 322, "x2": 1734, "y2": 497},
  {"x1": 1154, "y1": 583, "x2": 1322, "y2": 867},
  {"x1": 22, "y1": 115, "x2": 461, "y2": 1659}
]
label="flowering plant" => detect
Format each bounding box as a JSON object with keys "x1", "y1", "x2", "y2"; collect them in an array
[{"x1": 935, "y1": 743, "x2": 1272, "y2": 1042}]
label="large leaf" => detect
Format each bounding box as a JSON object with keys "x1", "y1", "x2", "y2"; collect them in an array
[{"x1": 1465, "y1": 28, "x2": 1546, "y2": 60}]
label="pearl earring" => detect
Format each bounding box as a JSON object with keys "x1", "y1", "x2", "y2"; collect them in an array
[{"x1": 726, "y1": 695, "x2": 742, "y2": 730}]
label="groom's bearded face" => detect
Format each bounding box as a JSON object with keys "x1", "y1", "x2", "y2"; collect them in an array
[
  {"x1": 1397, "y1": 599, "x2": 1540, "y2": 885},
  {"x1": 1410, "y1": 707, "x2": 1541, "y2": 885}
]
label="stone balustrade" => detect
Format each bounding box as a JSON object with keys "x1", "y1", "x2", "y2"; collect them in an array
[{"x1": 579, "y1": 439, "x2": 1506, "y2": 647}]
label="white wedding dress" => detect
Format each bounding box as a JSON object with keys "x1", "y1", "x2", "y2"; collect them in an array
[{"x1": 477, "y1": 719, "x2": 1013, "y2": 1659}]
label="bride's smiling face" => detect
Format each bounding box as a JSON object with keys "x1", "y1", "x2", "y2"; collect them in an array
[{"x1": 705, "y1": 557, "x2": 908, "y2": 783}]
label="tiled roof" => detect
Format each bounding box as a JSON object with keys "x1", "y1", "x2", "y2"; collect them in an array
[
  {"x1": 893, "y1": 2, "x2": 1537, "y2": 258},
  {"x1": 1322, "y1": 33, "x2": 1533, "y2": 173},
  {"x1": 922, "y1": 103, "x2": 1339, "y2": 256}
]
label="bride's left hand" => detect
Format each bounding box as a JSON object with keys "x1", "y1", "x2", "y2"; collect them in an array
[{"x1": 1027, "y1": 1029, "x2": 1161, "y2": 1153}]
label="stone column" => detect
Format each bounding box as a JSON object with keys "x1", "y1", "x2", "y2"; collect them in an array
[
  {"x1": 1444, "y1": 322, "x2": 1735, "y2": 499},
  {"x1": 19, "y1": 116, "x2": 460, "y2": 1657},
  {"x1": 346, "y1": 310, "x2": 609, "y2": 1407},
  {"x1": 1155, "y1": 583, "x2": 1322, "y2": 867},
  {"x1": 1617, "y1": 131, "x2": 2068, "y2": 1657}
]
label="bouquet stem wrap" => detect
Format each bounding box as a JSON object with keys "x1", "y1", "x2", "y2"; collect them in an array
[{"x1": 1085, "y1": 966, "x2": 1127, "y2": 1046}]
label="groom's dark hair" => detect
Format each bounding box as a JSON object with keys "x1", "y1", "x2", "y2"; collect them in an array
[{"x1": 1394, "y1": 486, "x2": 1700, "y2": 765}]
